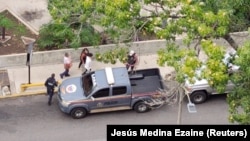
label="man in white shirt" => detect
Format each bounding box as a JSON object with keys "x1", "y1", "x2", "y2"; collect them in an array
[{"x1": 60, "y1": 52, "x2": 72, "y2": 79}]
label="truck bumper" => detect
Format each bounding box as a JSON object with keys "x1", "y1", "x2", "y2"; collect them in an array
[{"x1": 57, "y1": 95, "x2": 70, "y2": 114}]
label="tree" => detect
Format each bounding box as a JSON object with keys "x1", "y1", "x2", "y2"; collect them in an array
[
  {"x1": 48, "y1": 0, "x2": 250, "y2": 124},
  {"x1": 44, "y1": 0, "x2": 101, "y2": 49},
  {"x1": 47, "y1": 0, "x2": 145, "y2": 61},
  {"x1": 227, "y1": 41, "x2": 250, "y2": 124},
  {"x1": 155, "y1": 0, "x2": 250, "y2": 124},
  {"x1": 0, "y1": 14, "x2": 14, "y2": 40}
]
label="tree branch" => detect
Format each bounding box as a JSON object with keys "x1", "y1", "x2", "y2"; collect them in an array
[{"x1": 223, "y1": 34, "x2": 239, "y2": 50}]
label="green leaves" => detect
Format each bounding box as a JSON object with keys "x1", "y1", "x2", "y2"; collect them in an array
[
  {"x1": 0, "y1": 13, "x2": 26, "y2": 38},
  {"x1": 157, "y1": 42, "x2": 202, "y2": 83},
  {"x1": 197, "y1": 24, "x2": 213, "y2": 37},
  {"x1": 155, "y1": 1, "x2": 249, "y2": 125},
  {"x1": 226, "y1": 41, "x2": 250, "y2": 124},
  {"x1": 37, "y1": 23, "x2": 73, "y2": 49},
  {"x1": 0, "y1": 14, "x2": 14, "y2": 28},
  {"x1": 95, "y1": 47, "x2": 129, "y2": 64},
  {"x1": 200, "y1": 39, "x2": 225, "y2": 59}
]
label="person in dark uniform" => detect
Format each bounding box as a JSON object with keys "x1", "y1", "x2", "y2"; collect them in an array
[
  {"x1": 126, "y1": 50, "x2": 138, "y2": 74},
  {"x1": 44, "y1": 73, "x2": 58, "y2": 106}
]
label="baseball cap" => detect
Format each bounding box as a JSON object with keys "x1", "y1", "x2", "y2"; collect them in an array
[{"x1": 129, "y1": 50, "x2": 135, "y2": 56}]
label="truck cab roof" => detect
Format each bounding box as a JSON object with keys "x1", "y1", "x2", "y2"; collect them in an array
[{"x1": 94, "y1": 67, "x2": 130, "y2": 88}]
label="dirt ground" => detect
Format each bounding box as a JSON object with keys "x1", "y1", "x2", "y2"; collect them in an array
[{"x1": 0, "y1": 10, "x2": 39, "y2": 55}]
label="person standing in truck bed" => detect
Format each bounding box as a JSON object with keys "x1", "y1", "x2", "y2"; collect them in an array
[{"x1": 126, "y1": 50, "x2": 139, "y2": 74}]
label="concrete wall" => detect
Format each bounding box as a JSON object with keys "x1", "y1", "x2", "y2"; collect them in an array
[
  {"x1": 0, "y1": 40, "x2": 168, "y2": 68},
  {"x1": 0, "y1": 32, "x2": 249, "y2": 68}
]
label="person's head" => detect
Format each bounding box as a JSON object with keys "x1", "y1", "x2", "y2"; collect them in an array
[
  {"x1": 87, "y1": 53, "x2": 93, "y2": 57},
  {"x1": 51, "y1": 73, "x2": 55, "y2": 78},
  {"x1": 83, "y1": 48, "x2": 89, "y2": 54},
  {"x1": 129, "y1": 50, "x2": 135, "y2": 56},
  {"x1": 65, "y1": 52, "x2": 69, "y2": 57}
]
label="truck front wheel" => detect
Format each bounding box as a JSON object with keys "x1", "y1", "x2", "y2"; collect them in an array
[
  {"x1": 190, "y1": 91, "x2": 207, "y2": 104},
  {"x1": 70, "y1": 108, "x2": 87, "y2": 119},
  {"x1": 134, "y1": 102, "x2": 150, "y2": 113}
]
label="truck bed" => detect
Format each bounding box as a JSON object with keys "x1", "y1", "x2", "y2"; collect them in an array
[{"x1": 129, "y1": 68, "x2": 164, "y2": 94}]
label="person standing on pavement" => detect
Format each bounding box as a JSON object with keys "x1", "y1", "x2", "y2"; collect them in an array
[
  {"x1": 78, "y1": 48, "x2": 89, "y2": 69},
  {"x1": 44, "y1": 73, "x2": 58, "y2": 106},
  {"x1": 60, "y1": 52, "x2": 72, "y2": 79},
  {"x1": 82, "y1": 53, "x2": 93, "y2": 75}
]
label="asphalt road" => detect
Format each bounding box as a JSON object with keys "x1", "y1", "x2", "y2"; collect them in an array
[{"x1": 0, "y1": 94, "x2": 231, "y2": 141}]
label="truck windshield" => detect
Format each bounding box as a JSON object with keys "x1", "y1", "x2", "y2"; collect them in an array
[{"x1": 82, "y1": 72, "x2": 95, "y2": 96}]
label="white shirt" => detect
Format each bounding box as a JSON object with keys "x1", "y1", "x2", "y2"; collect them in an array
[
  {"x1": 64, "y1": 56, "x2": 71, "y2": 64},
  {"x1": 84, "y1": 56, "x2": 92, "y2": 70}
]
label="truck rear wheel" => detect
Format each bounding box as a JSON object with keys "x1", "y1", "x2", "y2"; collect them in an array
[
  {"x1": 134, "y1": 102, "x2": 150, "y2": 113},
  {"x1": 71, "y1": 108, "x2": 87, "y2": 119},
  {"x1": 190, "y1": 91, "x2": 207, "y2": 104}
]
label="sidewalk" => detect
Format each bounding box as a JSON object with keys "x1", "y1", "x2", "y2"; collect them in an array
[{"x1": 1, "y1": 54, "x2": 174, "y2": 99}]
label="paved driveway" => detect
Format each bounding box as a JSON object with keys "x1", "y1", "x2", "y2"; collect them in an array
[{"x1": 0, "y1": 0, "x2": 51, "y2": 34}]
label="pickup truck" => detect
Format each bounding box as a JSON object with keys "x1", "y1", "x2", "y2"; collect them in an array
[
  {"x1": 184, "y1": 78, "x2": 235, "y2": 104},
  {"x1": 57, "y1": 67, "x2": 164, "y2": 119},
  {"x1": 184, "y1": 52, "x2": 240, "y2": 104}
]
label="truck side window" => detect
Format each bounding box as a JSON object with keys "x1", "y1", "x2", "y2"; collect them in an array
[
  {"x1": 93, "y1": 88, "x2": 109, "y2": 98},
  {"x1": 113, "y1": 86, "x2": 127, "y2": 96}
]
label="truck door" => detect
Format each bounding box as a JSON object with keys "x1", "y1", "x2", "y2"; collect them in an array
[
  {"x1": 109, "y1": 86, "x2": 131, "y2": 107},
  {"x1": 89, "y1": 88, "x2": 111, "y2": 110}
]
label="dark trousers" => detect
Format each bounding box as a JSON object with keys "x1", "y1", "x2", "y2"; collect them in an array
[
  {"x1": 60, "y1": 69, "x2": 69, "y2": 77},
  {"x1": 78, "y1": 61, "x2": 82, "y2": 68},
  {"x1": 126, "y1": 64, "x2": 134, "y2": 71},
  {"x1": 47, "y1": 88, "x2": 54, "y2": 105}
]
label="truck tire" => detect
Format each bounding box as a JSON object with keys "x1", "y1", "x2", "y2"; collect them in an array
[
  {"x1": 134, "y1": 102, "x2": 150, "y2": 113},
  {"x1": 190, "y1": 91, "x2": 207, "y2": 104},
  {"x1": 70, "y1": 108, "x2": 87, "y2": 119}
]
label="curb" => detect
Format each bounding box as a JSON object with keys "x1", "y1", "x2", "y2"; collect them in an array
[
  {"x1": 0, "y1": 89, "x2": 61, "y2": 99},
  {"x1": 0, "y1": 91, "x2": 46, "y2": 99},
  {"x1": 0, "y1": 82, "x2": 61, "y2": 99}
]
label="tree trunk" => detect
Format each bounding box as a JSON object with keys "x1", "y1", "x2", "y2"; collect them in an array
[
  {"x1": 223, "y1": 34, "x2": 238, "y2": 51},
  {"x1": 1, "y1": 27, "x2": 6, "y2": 40}
]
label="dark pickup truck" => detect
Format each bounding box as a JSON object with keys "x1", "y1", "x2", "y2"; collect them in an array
[{"x1": 57, "y1": 67, "x2": 164, "y2": 119}]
